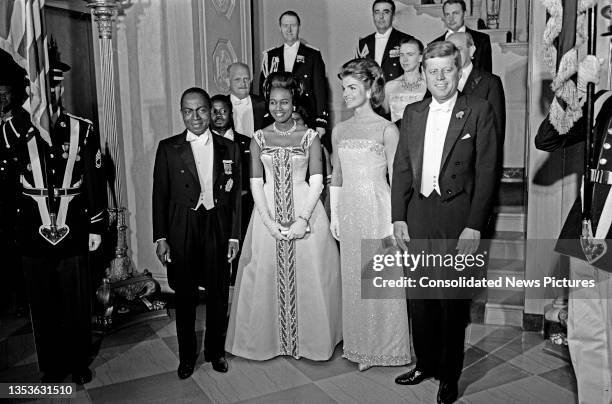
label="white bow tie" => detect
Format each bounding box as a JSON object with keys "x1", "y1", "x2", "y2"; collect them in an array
[
  {"x1": 187, "y1": 131, "x2": 208, "y2": 143},
  {"x1": 375, "y1": 33, "x2": 386, "y2": 39},
  {"x1": 430, "y1": 104, "x2": 451, "y2": 113},
  {"x1": 232, "y1": 97, "x2": 250, "y2": 106}
]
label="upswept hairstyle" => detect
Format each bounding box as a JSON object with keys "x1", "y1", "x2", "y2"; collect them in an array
[
  {"x1": 338, "y1": 58, "x2": 386, "y2": 108},
  {"x1": 399, "y1": 36, "x2": 424, "y2": 54},
  {"x1": 422, "y1": 41, "x2": 462, "y2": 71},
  {"x1": 262, "y1": 71, "x2": 303, "y2": 104}
]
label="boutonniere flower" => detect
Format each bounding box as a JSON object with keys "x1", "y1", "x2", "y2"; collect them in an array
[
  {"x1": 455, "y1": 111, "x2": 465, "y2": 119},
  {"x1": 225, "y1": 178, "x2": 234, "y2": 192},
  {"x1": 296, "y1": 55, "x2": 305, "y2": 63},
  {"x1": 222, "y1": 159, "x2": 233, "y2": 175}
]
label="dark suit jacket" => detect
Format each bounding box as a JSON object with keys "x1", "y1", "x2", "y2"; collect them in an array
[
  {"x1": 535, "y1": 91, "x2": 612, "y2": 270},
  {"x1": 358, "y1": 28, "x2": 413, "y2": 82},
  {"x1": 250, "y1": 93, "x2": 268, "y2": 131},
  {"x1": 462, "y1": 67, "x2": 505, "y2": 159},
  {"x1": 259, "y1": 42, "x2": 328, "y2": 128},
  {"x1": 432, "y1": 28, "x2": 492, "y2": 73},
  {"x1": 391, "y1": 93, "x2": 498, "y2": 232},
  {"x1": 152, "y1": 130, "x2": 242, "y2": 244}
]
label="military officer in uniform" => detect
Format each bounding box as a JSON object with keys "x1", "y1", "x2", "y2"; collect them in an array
[
  {"x1": 259, "y1": 10, "x2": 329, "y2": 137},
  {"x1": 0, "y1": 52, "x2": 29, "y2": 317},
  {"x1": 536, "y1": 55, "x2": 612, "y2": 404},
  {"x1": 5, "y1": 45, "x2": 107, "y2": 384}
]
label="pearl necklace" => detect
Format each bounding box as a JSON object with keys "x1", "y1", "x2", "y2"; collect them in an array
[
  {"x1": 401, "y1": 75, "x2": 424, "y2": 91},
  {"x1": 273, "y1": 119, "x2": 297, "y2": 136}
]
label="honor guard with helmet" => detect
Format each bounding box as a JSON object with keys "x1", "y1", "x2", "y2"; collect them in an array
[{"x1": 3, "y1": 42, "x2": 107, "y2": 384}]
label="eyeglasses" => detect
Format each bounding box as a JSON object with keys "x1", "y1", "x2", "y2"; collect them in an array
[{"x1": 181, "y1": 107, "x2": 209, "y2": 119}]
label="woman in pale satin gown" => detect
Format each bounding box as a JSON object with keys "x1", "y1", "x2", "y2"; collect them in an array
[
  {"x1": 383, "y1": 37, "x2": 427, "y2": 123},
  {"x1": 330, "y1": 59, "x2": 411, "y2": 370},
  {"x1": 226, "y1": 72, "x2": 342, "y2": 361}
]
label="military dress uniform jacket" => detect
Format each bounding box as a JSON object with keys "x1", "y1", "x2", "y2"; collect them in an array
[
  {"x1": 7, "y1": 111, "x2": 107, "y2": 258},
  {"x1": 357, "y1": 28, "x2": 414, "y2": 82},
  {"x1": 259, "y1": 42, "x2": 329, "y2": 129},
  {"x1": 535, "y1": 91, "x2": 612, "y2": 271}
]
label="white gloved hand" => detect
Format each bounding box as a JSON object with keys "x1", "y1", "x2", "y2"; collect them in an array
[{"x1": 330, "y1": 186, "x2": 340, "y2": 241}]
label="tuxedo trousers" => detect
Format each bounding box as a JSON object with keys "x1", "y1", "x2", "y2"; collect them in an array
[
  {"x1": 170, "y1": 205, "x2": 229, "y2": 364},
  {"x1": 22, "y1": 254, "x2": 91, "y2": 375},
  {"x1": 567, "y1": 257, "x2": 612, "y2": 404},
  {"x1": 407, "y1": 192, "x2": 471, "y2": 383}
]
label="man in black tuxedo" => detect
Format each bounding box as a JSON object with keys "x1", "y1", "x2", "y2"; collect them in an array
[
  {"x1": 431, "y1": 0, "x2": 492, "y2": 73},
  {"x1": 448, "y1": 31, "x2": 505, "y2": 162},
  {"x1": 153, "y1": 88, "x2": 242, "y2": 379},
  {"x1": 210, "y1": 94, "x2": 252, "y2": 283},
  {"x1": 259, "y1": 11, "x2": 328, "y2": 136},
  {"x1": 391, "y1": 41, "x2": 498, "y2": 404},
  {"x1": 357, "y1": 0, "x2": 414, "y2": 82},
  {"x1": 228, "y1": 62, "x2": 267, "y2": 137}
]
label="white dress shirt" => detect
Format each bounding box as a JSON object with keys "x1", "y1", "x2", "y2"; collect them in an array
[
  {"x1": 444, "y1": 25, "x2": 467, "y2": 39},
  {"x1": 375, "y1": 27, "x2": 392, "y2": 66},
  {"x1": 457, "y1": 62, "x2": 473, "y2": 92},
  {"x1": 231, "y1": 94, "x2": 254, "y2": 137},
  {"x1": 284, "y1": 41, "x2": 300, "y2": 73},
  {"x1": 213, "y1": 127, "x2": 235, "y2": 142},
  {"x1": 421, "y1": 93, "x2": 458, "y2": 197},
  {"x1": 187, "y1": 129, "x2": 215, "y2": 210}
]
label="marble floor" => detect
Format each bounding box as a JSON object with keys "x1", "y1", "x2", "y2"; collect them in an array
[{"x1": 0, "y1": 306, "x2": 577, "y2": 403}]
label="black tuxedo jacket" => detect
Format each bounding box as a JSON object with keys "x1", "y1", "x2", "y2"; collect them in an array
[
  {"x1": 462, "y1": 67, "x2": 505, "y2": 153},
  {"x1": 152, "y1": 130, "x2": 242, "y2": 243},
  {"x1": 259, "y1": 42, "x2": 328, "y2": 128},
  {"x1": 358, "y1": 28, "x2": 414, "y2": 82},
  {"x1": 250, "y1": 93, "x2": 268, "y2": 131},
  {"x1": 391, "y1": 93, "x2": 498, "y2": 232},
  {"x1": 535, "y1": 91, "x2": 612, "y2": 271},
  {"x1": 432, "y1": 28, "x2": 492, "y2": 73}
]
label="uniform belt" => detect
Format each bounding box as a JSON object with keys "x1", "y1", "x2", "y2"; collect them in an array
[
  {"x1": 589, "y1": 169, "x2": 612, "y2": 185},
  {"x1": 22, "y1": 186, "x2": 81, "y2": 197}
]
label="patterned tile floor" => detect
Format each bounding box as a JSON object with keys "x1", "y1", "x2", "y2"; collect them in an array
[{"x1": 0, "y1": 307, "x2": 577, "y2": 403}]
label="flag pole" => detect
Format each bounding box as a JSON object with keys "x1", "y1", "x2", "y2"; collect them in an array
[{"x1": 582, "y1": 4, "x2": 597, "y2": 228}]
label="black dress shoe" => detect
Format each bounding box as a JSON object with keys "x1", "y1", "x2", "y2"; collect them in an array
[
  {"x1": 395, "y1": 368, "x2": 434, "y2": 385},
  {"x1": 72, "y1": 368, "x2": 93, "y2": 385},
  {"x1": 437, "y1": 381, "x2": 459, "y2": 404},
  {"x1": 211, "y1": 357, "x2": 228, "y2": 373},
  {"x1": 177, "y1": 362, "x2": 195, "y2": 379}
]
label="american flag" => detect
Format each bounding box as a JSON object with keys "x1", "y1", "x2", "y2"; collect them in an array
[{"x1": 1, "y1": 0, "x2": 52, "y2": 145}]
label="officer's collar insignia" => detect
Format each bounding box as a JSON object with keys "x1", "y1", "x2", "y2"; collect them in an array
[{"x1": 39, "y1": 224, "x2": 70, "y2": 245}]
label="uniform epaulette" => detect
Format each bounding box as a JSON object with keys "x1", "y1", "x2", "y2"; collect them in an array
[
  {"x1": 65, "y1": 112, "x2": 93, "y2": 125},
  {"x1": 303, "y1": 43, "x2": 320, "y2": 52},
  {"x1": 262, "y1": 46, "x2": 277, "y2": 55}
]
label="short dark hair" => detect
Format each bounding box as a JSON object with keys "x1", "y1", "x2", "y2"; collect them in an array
[
  {"x1": 372, "y1": 0, "x2": 396, "y2": 14},
  {"x1": 399, "y1": 36, "x2": 424, "y2": 54},
  {"x1": 442, "y1": 0, "x2": 467, "y2": 13},
  {"x1": 422, "y1": 41, "x2": 462, "y2": 70},
  {"x1": 279, "y1": 10, "x2": 300, "y2": 26},
  {"x1": 180, "y1": 87, "x2": 211, "y2": 107},
  {"x1": 263, "y1": 71, "x2": 303, "y2": 104},
  {"x1": 211, "y1": 94, "x2": 232, "y2": 114},
  {"x1": 338, "y1": 58, "x2": 386, "y2": 108}
]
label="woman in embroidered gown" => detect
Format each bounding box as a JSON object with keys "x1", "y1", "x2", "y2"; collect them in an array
[
  {"x1": 330, "y1": 59, "x2": 410, "y2": 371},
  {"x1": 226, "y1": 72, "x2": 342, "y2": 361},
  {"x1": 383, "y1": 37, "x2": 427, "y2": 122}
]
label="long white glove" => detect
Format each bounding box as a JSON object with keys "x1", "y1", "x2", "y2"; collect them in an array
[
  {"x1": 250, "y1": 178, "x2": 286, "y2": 240},
  {"x1": 286, "y1": 174, "x2": 323, "y2": 240},
  {"x1": 330, "y1": 186, "x2": 340, "y2": 241}
]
